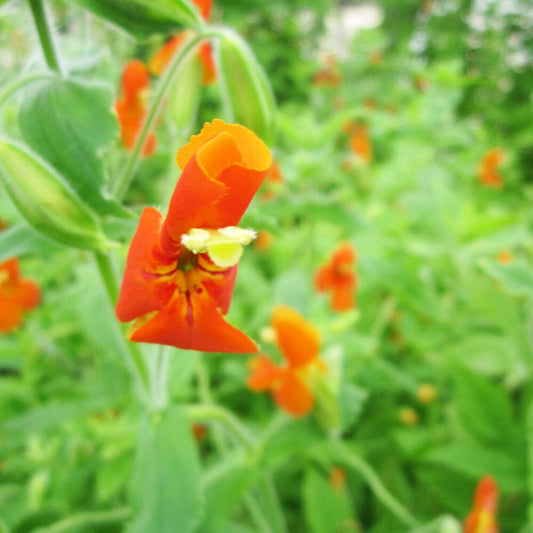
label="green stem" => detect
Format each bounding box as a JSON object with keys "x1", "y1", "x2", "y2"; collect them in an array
[
  {"x1": 33, "y1": 507, "x2": 131, "y2": 533},
  {"x1": 185, "y1": 403, "x2": 257, "y2": 450},
  {"x1": 333, "y1": 441, "x2": 419, "y2": 528},
  {"x1": 112, "y1": 29, "x2": 224, "y2": 200},
  {"x1": 0, "y1": 73, "x2": 56, "y2": 108},
  {"x1": 149, "y1": 344, "x2": 171, "y2": 411},
  {"x1": 527, "y1": 385, "x2": 533, "y2": 527},
  {"x1": 94, "y1": 251, "x2": 150, "y2": 396},
  {"x1": 28, "y1": 0, "x2": 63, "y2": 75}
]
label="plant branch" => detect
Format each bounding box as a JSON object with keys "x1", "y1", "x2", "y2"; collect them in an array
[
  {"x1": 28, "y1": 0, "x2": 63, "y2": 75},
  {"x1": 33, "y1": 507, "x2": 131, "y2": 533}
]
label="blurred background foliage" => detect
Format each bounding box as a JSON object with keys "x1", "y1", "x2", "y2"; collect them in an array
[{"x1": 0, "y1": 0, "x2": 532, "y2": 532}]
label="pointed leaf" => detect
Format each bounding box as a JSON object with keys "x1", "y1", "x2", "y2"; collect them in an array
[
  {"x1": 19, "y1": 78, "x2": 127, "y2": 217},
  {"x1": 70, "y1": 0, "x2": 202, "y2": 39},
  {"x1": 128, "y1": 407, "x2": 203, "y2": 533}
]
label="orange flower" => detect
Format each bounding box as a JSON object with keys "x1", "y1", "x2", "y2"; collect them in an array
[
  {"x1": 463, "y1": 475, "x2": 499, "y2": 533},
  {"x1": 478, "y1": 149, "x2": 504, "y2": 189},
  {"x1": 496, "y1": 250, "x2": 513, "y2": 264},
  {"x1": 115, "y1": 59, "x2": 157, "y2": 156},
  {"x1": 312, "y1": 55, "x2": 341, "y2": 87},
  {"x1": 0, "y1": 258, "x2": 40, "y2": 333},
  {"x1": 247, "y1": 306, "x2": 326, "y2": 417},
  {"x1": 149, "y1": 0, "x2": 215, "y2": 85},
  {"x1": 254, "y1": 231, "x2": 274, "y2": 251},
  {"x1": 315, "y1": 243, "x2": 357, "y2": 312},
  {"x1": 116, "y1": 120, "x2": 272, "y2": 352},
  {"x1": 349, "y1": 124, "x2": 372, "y2": 163}
]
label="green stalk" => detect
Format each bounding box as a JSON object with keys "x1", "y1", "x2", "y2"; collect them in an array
[
  {"x1": 27, "y1": 0, "x2": 63, "y2": 75},
  {"x1": 94, "y1": 251, "x2": 150, "y2": 397},
  {"x1": 33, "y1": 507, "x2": 131, "y2": 533},
  {"x1": 112, "y1": 29, "x2": 223, "y2": 200},
  {"x1": 333, "y1": 441, "x2": 419, "y2": 528},
  {"x1": 527, "y1": 385, "x2": 533, "y2": 527}
]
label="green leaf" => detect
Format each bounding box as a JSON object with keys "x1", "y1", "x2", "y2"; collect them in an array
[
  {"x1": 303, "y1": 467, "x2": 358, "y2": 533},
  {"x1": 19, "y1": 78, "x2": 127, "y2": 217},
  {"x1": 0, "y1": 139, "x2": 111, "y2": 250},
  {"x1": 128, "y1": 407, "x2": 203, "y2": 533},
  {"x1": 70, "y1": 0, "x2": 202, "y2": 39},
  {"x1": 198, "y1": 451, "x2": 257, "y2": 532},
  {"x1": 478, "y1": 259, "x2": 533, "y2": 297},
  {"x1": 0, "y1": 224, "x2": 62, "y2": 262},
  {"x1": 421, "y1": 443, "x2": 525, "y2": 493},
  {"x1": 452, "y1": 365, "x2": 517, "y2": 445}
]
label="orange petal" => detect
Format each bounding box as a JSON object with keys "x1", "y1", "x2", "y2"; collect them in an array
[
  {"x1": 199, "y1": 42, "x2": 216, "y2": 84},
  {"x1": 149, "y1": 34, "x2": 186, "y2": 76},
  {"x1": 128, "y1": 282, "x2": 257, "y2": 353},
  {"x1": 121, "y1": 60, "x2": 150, "y2": 101},
  {"x1": 271, "y1": 305, "x2": 320, "y2": 368},
  {"x1": 314, "y1": 264, "x2": 334, "y2": 292},
  {"x1": 0, "y1": 299, "x2": 23, "y2": 333},
  {"x1": 247, "y1": 354, "x2": 284, "y2": 391},
  {"x1": 473, "y1": 475, "x2": 498, "y2": 512},
  {"x1": 161, "y1": 120, "x2": 271, "y2": 253},
  {"x1": 116, "y1": 207, "x2": 176, "y2": 323},
  {"x1": 273, "y1": 371, "x2": 314, "y2": 417},
  {"x1": 330, "y1": 284, "x2": 355, "y2": 311},
  {"x1": 18, "y1": 279, "x2": 41, "y2": 311},
  {"x1": 193, "y1": 0, "x2": 212, "y2": 20},
  {"x1": 331, "y1": 242, "x2": 356, "y2": 267}
]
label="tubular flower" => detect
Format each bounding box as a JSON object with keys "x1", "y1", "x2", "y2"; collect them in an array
[
  {"x1": 247, "y1": 306, "x2": 326, "y2": 417},
  {"x1": 314, "y1": 243, "x2": 357, "y2": 312},
  {"x1": 149, "y1": 0, "x2": 216, "y2": 85},
  {"x1": 0, "y1": 258, "x2": 40, "y2": 333},
  {"x1": 115, "y1": 59, "x2": 156, "y2": 156},
  {"x1": 478, "y1": 149, "x2": 504, "y2": 189},
  {"x1": 116, "y1": 120, "x2": 272, "y2": 352},
  {"x1": 463, "y1": 475, "x2": 499, "y2": 533}
]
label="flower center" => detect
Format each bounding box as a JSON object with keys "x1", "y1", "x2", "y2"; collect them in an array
[{"x1": 181, "y1": 226, "x2": 256, "y2": 268}]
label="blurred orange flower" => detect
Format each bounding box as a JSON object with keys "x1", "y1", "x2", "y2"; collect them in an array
[
  {"x1": 115, "y1": 59, "x2": 157, "y2": 156},
  {"x1": 349, "y1": 124, "x2": 372, "y2": 163},
  {"x1": 116, "y1": 120, "x2": 271, "y2": 352},
  {"x1": 478, "y1": 149, "x2": 504, "y2": 189},
  {"x1": 496, "y1": 250, "x2": 513, "y2": 264},
  {"x1": 261, "y1": 160, "x2": 283, "y2": 201},
  {"x1": 315, "y1": 243, "x2": 357, "y2": 312},
  {"x1": 463, "y1": 475, "x2": 499, "y2": 533},
  {"x1": 312, "y1": 55, "x2": 341, "y2": 87},
  {"x1": 0, "y1": 258, "x2": 40, "y2": 333},
  {"x1": 149, "y1": 0, "x2": 215, "y2": 85},
  {"x1": 247, "y1": 306, "x2": 326, "y2": 417}
]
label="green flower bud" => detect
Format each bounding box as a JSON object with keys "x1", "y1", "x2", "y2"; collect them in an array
[
  {"x1": 0, "y1": 139, "x2": 112, "y2": 250},
  {"x1": 217, "y1": 29, "x2": 276, "y2": 145}
]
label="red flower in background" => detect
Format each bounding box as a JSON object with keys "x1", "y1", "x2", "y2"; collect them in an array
[
  {"x1": 463, "y1": 475, "x2": 499, "y2": 533},
  {"x1": 247, "y1": 306, "x2": 326, "y2": 417},
  {"x1": 115, "y1": 60, "x2": 157, "y2": 156},
  {"x1": 315, "y1": 243, "x2": 357, "y2": 311},
  {"x1": 116, "y1": 120, "x2": 272, "y2": 352},
  {"x1": 149, "y1": 0, "x2": 216, "y2": 85},
  {"x1": 312, "y1": 54, "x2": 341, "y2": 87},
  {"x1": 478, "y1": 149, "x2": 504, "y2": 189},
  {"x1": 0, "y1": 258, "x2": 40, "y2": 333}
]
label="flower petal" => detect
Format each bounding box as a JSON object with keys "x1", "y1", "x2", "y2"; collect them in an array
[
  {"x1": 116, "y1": 207, "x2": 176, "y2": 323},
  {"x1": 247, "y1": 354, "x2": 284, "y2": 391},
  {"x1": 272, "y1": 305, "x2": 320, "y2": 368},
  {"x1": 128, "y1": 282, "x2": 257, "y2": 353},
  {"x1": 273, "y1": 371, "x2": 314, "y2": 417}
]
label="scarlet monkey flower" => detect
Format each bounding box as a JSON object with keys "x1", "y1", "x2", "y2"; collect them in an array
[
  {"x1": 116, "y1": 120, "x2": 272, "y2": 352},
  {"x1": 478, "y1": 149, "x2": 504, "y2": 189},
  {"x1": 149, "y1": 0, "x2": 216, "y2": 85},
  {"x1": 463, "y1": 475, "x2": 499, "y2": 533},
  {"x1": 115, "y1": 60, "x2": 157, "y2": 156},
  {"x1": 247, "y1": 306, "x2": 326, "y2": 417},
  {"x1": 314, "y1": 243, "x2": 357, "y2": 312},
  {"x1": 0, "y1": 258, "x2": 40, "y2": 333}
]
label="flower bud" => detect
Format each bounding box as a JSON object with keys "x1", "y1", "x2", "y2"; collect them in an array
[
  {"x1": 0, "y1": 140, "x2": 112, "y2": 250},
  {"x1": 217, "y1": 30, "x2": 276, "y2": 145}
]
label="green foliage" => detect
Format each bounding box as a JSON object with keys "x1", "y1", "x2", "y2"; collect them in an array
[{"x1": 0, "y1": 1, "x2": 532, "y2": 532}]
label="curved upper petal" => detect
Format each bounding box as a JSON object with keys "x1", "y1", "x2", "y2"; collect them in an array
[
  {"x1": 161, "y1": 120, "x2": 271, "y2": 254},
  {"x1": 272, "y1": 305, "x2": 320, "y2": 368}
]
